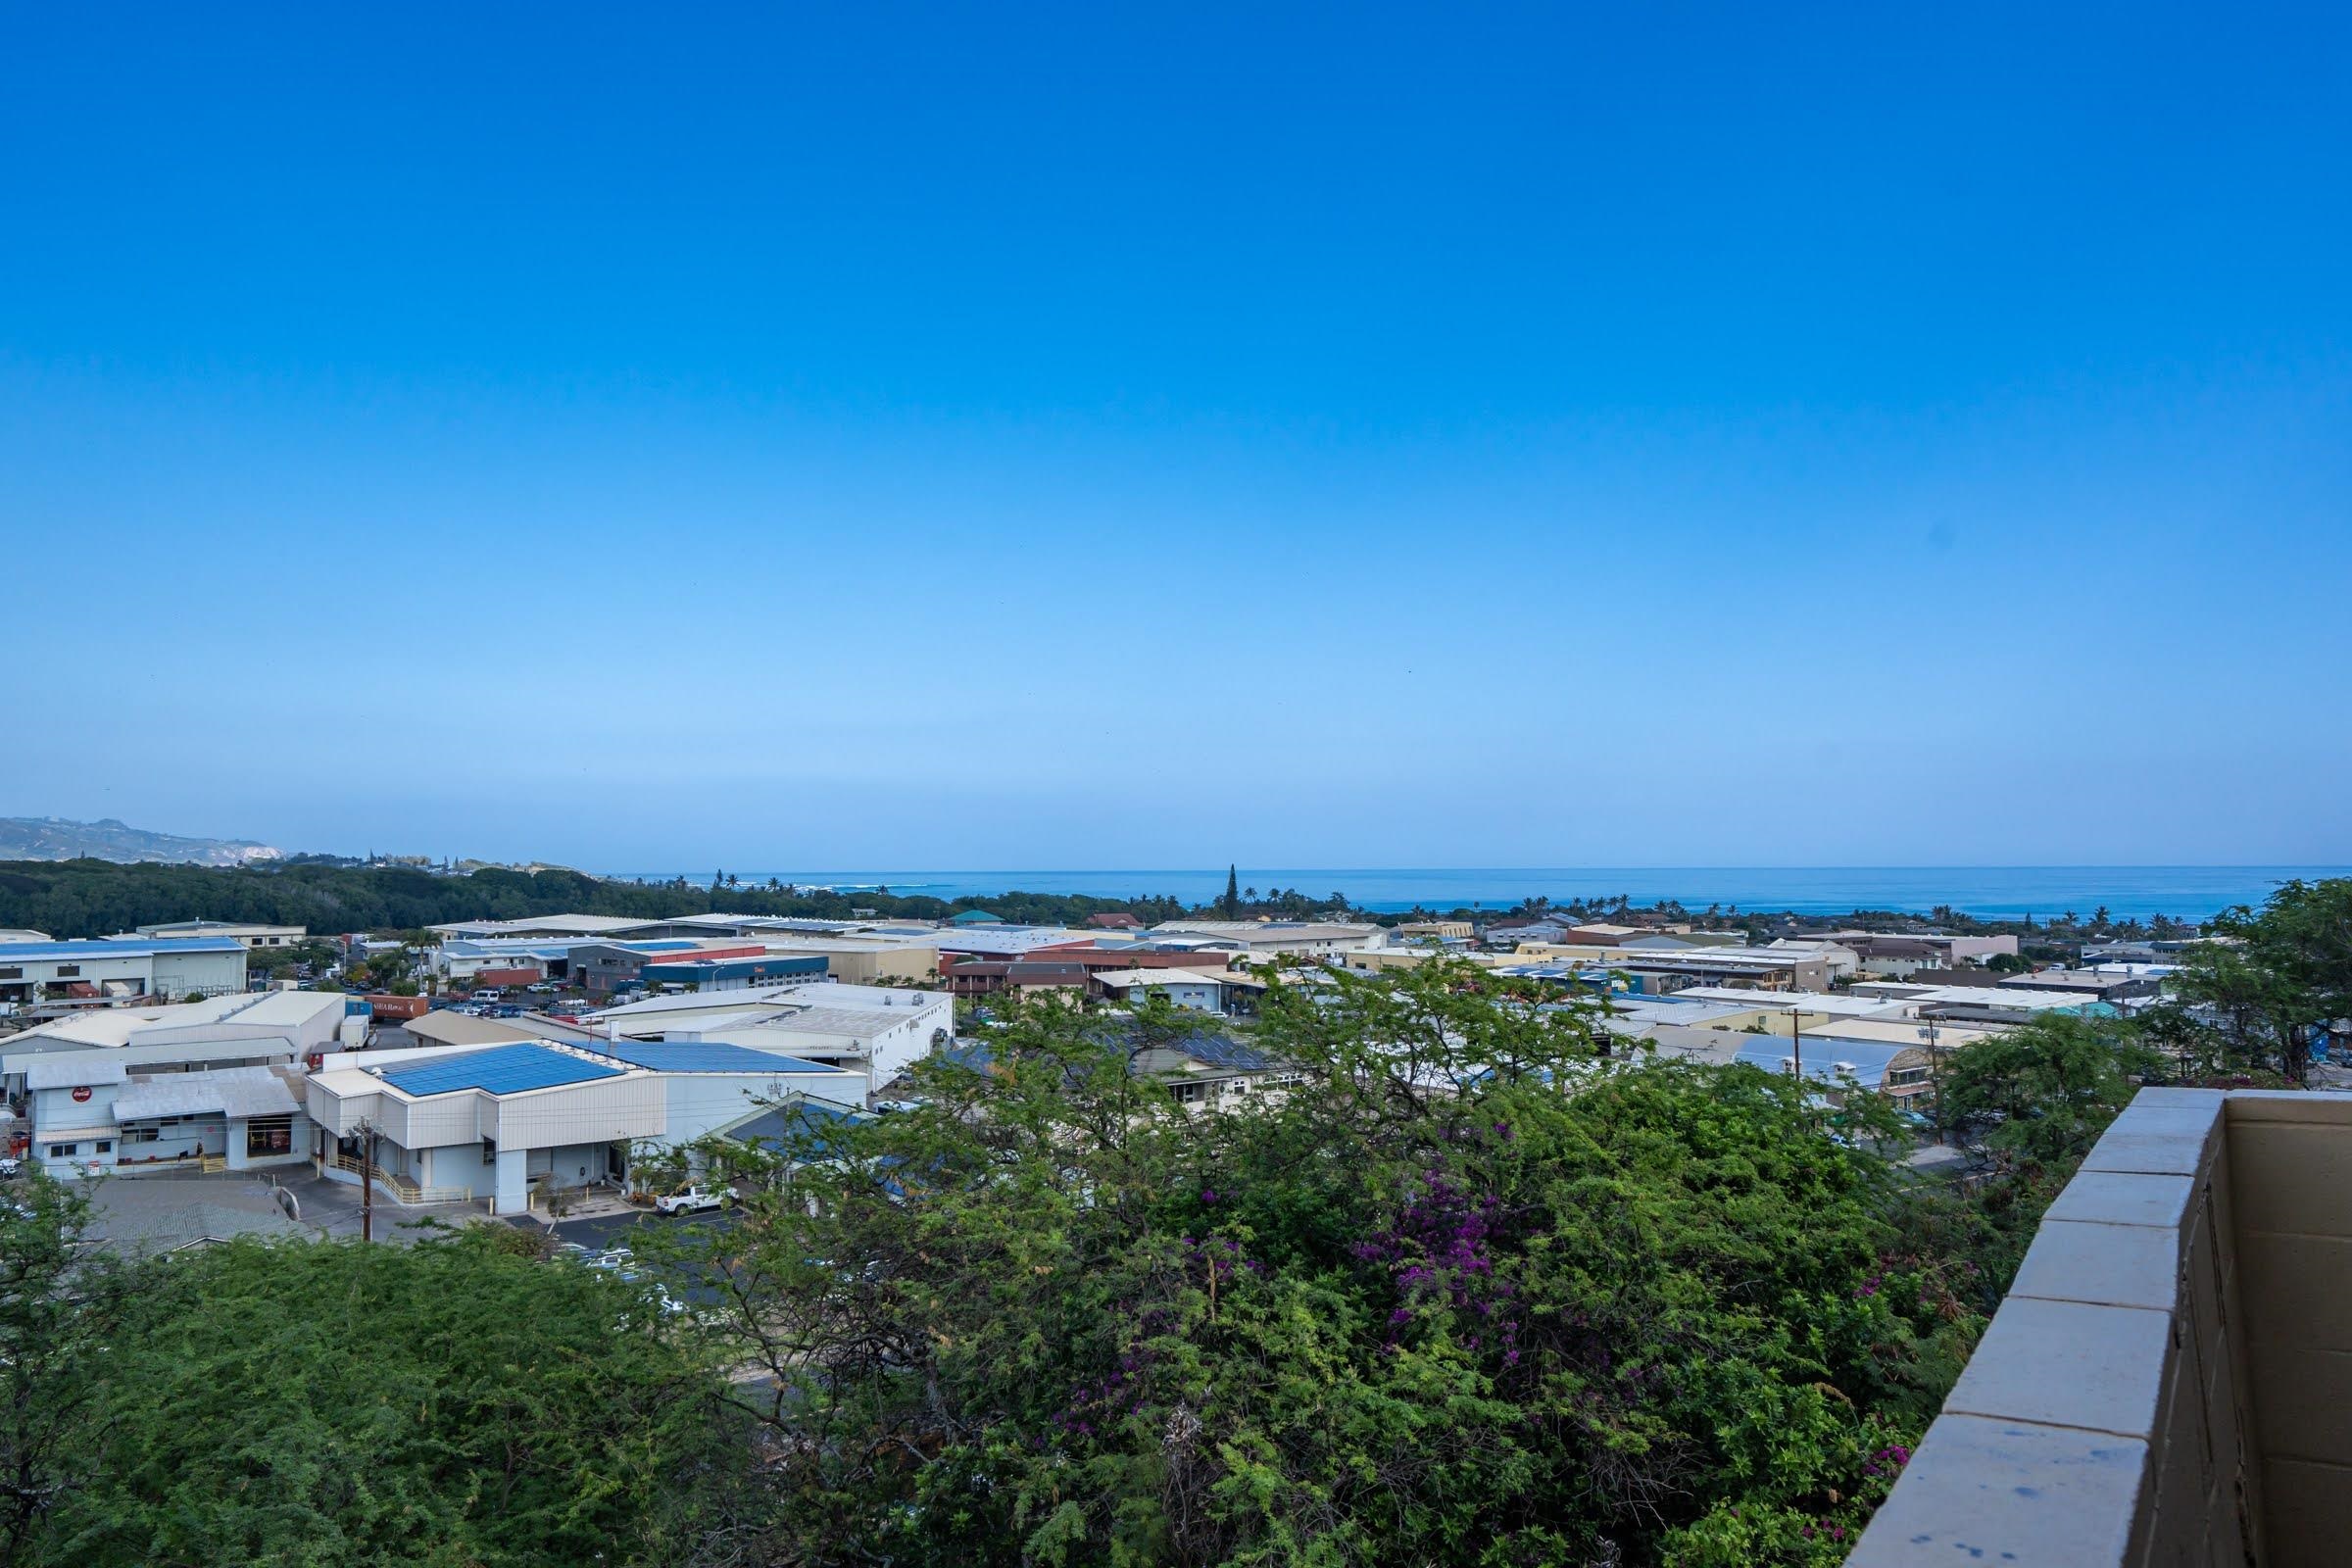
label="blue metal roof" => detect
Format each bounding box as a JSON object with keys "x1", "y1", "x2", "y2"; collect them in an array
[
  {"x1": 0, "y1": 938, "x2": 245, "y2": 959},
  {"x1": 377, "y1": 1044, "x2": 624, "y2": 1097},
  {"x1": 1732, "y1": 1037, "x2": 1906, "y2": 1089},
  {"x1": 592, "y1": 1040, "x2": 848, "y2": 1075},
  {"x1": 729, "y1": 1098, "x2": 870, "y2": 1157}
]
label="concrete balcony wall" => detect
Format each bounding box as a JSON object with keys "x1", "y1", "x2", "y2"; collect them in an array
[
  {"x1": 1850, "y1": 1086, "x2": 2284, "y2": 1566},
  {"x1": 2221, "y1": 1091, "x2": 2352, "y2": 1560}
]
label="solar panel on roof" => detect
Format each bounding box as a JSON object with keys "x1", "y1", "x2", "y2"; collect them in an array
[
  {"x1": 592, "y1": 1040, "x2": 846, "y2": 1075},
  {"x1": 377, "y1": 1044, "x2": 624, "y2": 1097}
]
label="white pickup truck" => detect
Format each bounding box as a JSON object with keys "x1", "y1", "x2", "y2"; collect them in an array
[{"x1": 653, "y1": 1184, "x2": 737, "y2": 1216}]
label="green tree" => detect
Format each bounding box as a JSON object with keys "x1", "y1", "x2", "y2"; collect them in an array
[
  {"x1": 31, "y1": 1230, "x2": 755, "y2": 1568},
  {"x1": 0, "y1": 1175, "x2": 131, "y2": 1566},
  {"x1": 661, "y1": 964, "x2": 1978, "y2": 1565},
  {"x1": 2170, "y1": 879, "x2": 2352, "y2": 1082},
  {"x1": 1221, "y1": 863, "x2": 1241, "y2": 919},
  {"x1": 1937, "y1": 1013, "x2": 2163, "y2": 1168}
]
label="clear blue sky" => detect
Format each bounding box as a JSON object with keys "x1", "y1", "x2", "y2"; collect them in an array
[{"x1": 5, "y1": 5, "x2": 2347, "y2": 869}]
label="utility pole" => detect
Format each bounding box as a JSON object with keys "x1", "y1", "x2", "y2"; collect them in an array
[
  {"x1": 1926, "y1": 1018, "x2": 1943, "y2": 1144},
  {"x1": 359, "y1": 1119, "x2": 376, "y2": 1243},
  {"x1": 1788, "y1": 1004, "x2": 1803, "y2": 1090}
]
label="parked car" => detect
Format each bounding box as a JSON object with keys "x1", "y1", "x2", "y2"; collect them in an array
[
  {"x1": 588, "y1": 1247, "x2": 634, "y2": 1270},
  {"x1": 654, "y1": 1184, "x2": 736, "y2": 1216},
  {"x1": 0, "y1": 1155, "x2": 22, "y2": 1179}
]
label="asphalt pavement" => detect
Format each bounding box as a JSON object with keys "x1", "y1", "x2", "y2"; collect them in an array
[{"x1": 506, "y1": 1205, "x2": 743, "y2": 1253}]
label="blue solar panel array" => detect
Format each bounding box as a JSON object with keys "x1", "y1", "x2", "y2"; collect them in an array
[
  {"x1": 377, "y1": 1044, "x2": 625, "y2": 1097},
  {"x1": 592, "y1": 1040, "x2": 846, "y2": 1075}
]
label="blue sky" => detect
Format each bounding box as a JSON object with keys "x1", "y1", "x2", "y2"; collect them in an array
[{"x1": 4, "y1": 5, "x2": 2347, "y2": 869}]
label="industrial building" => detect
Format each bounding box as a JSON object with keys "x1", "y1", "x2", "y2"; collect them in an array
[
  {"x1": 1504, "y1": 945, "x2": 1836, "y2": 994},
  {"x1": 585, "y1": 980, "x2": 954, "y2": 1093},
  {"x1": 1, "y1": 988, "x2": 352, "y2": 1097},
  {"x1": 4, "y1": 989, "x2": 351, "y2": 1175},
  {"x1": 127, "y1": 920, "x2": 309, "y2": 950},
  {"x1": 1148, "y1": 920, "x2": 1387, "y2": 958},
  {"x1": 1089, "y1": 967, "x2": 1237, "y2": 1013},
  {"x1": 24, "y1": 1060, "x2": 308, "y2": 1178},
  {"x1": 301, "y1": 1038, "x2": 864, "y2": 1213},
  {"x1": 639, "y1": 952, "x2": 828, "y2": 991},
  {"x1": 0, "y1": 936, "x2": 248, "y2": 1011}
]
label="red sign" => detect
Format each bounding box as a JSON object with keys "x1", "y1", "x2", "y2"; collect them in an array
[{"x1": 71, "y1": 1086, "x2": 92, "y2": 1102}]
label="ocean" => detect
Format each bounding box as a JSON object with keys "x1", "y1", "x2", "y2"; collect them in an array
[{"x1": 602, "y1": 866, "x2": 2347, "y2": 923}]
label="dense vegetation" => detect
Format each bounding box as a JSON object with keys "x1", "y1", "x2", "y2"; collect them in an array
[
  {"x1": 651, "y1": 969, "x2": 1977, "y2": 1566},
  {"x1": 0, "y1": 855, "x2": 2223, "y2": 944},
  {"x1": 5, "y1": 880, "x2": 2340, "y2": 1565},
  {"x1": 0, "y1": 858, "x2": 1196, "y2": 939},
  {"x1": 0, "y1": 1204, "x2": 757, "y2": 1568}
]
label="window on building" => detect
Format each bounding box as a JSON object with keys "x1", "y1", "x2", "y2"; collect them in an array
[
  {"x1": 46, "y1": 1144, "x2": 77, "y2": 1158},
  {"x1": 121, "y1": 1125, "x2": 161, "y2": 1145},
  {"x1": 247, "y1": 1116, "x2": 294, "y2": 1156},
  {"x1": 55, "y1": 964, "x2": 79, "y2": 977},
  {"x1": 93, "y1": 1140, "x2": 113, "y2": 1154}
]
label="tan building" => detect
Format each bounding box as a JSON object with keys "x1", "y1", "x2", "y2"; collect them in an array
[
  {"x1": 756, "y1": 937, "x2": 942, "y2": 985},
  {"x1": 129, "y1": 920, "x2": 309, "y2": 951}
]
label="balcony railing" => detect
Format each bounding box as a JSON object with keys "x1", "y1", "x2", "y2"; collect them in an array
[{"x1": 1851, "y1": 1086, "x2": 2352, "y2": 1566}]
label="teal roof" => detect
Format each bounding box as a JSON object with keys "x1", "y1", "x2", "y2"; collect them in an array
[{"x1": 948, "y1": 909, "x2": 1004, "y2": 925}]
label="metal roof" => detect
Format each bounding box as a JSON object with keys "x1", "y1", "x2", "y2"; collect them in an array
[
  {"x1": 755, "y1": 1005, "x2": 912, "y2": 1040},
  {"x1": 1093, "y1": 968, "x2": 1230, "y2": 988},
  {"x1": 376, "y1": 1044, "x2": 624, "y2": 1098},
  {"x1": 114, "y1": 1066, "x2": 299, "y2": 1122},
  {"x1": 26, "y1": 1056, "x2": 130, "y2": 1090},
  {"x1": 1168, "y1": 1033, "x2": 1282, "y2": 1072},
  {"x1": 0, "y1": 938, "x2": 245, "y2": 959},
  {"x1": 591, "y1": 1040, "x2": 850, "y2": 1075},
  {"x1": 641, "y1": 955, "x2": 827, "y2": 979},
  {"x1": 1733, "y1": 1037, "x2": 1906, "y2": 1088},
  {"x1": 727, "y1": 1096, "x2": 868, "y2": 1154}
]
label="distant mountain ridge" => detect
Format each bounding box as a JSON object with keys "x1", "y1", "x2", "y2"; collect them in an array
[{"x1": 0, "y1": 815, "x2": 282, "y2": 867}]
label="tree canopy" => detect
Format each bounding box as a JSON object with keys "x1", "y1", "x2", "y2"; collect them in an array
[
  {"x1": 2157, "y1": 878, "x2": 2352, "y2": 1082},
  {"x1": 5, "y1": 1220, "x2": 757, "y2": 1568},
  {"x1": 0, "y1": 858, "x2": 1197, "y2": 940},
  {"x1": 653, "y1": 964, "x2": 1982, "y2": 1565}
]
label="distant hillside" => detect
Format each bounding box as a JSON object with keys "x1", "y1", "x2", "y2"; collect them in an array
[{"x1": 0, "y1": 815, "x2": 282, "y2": 867}]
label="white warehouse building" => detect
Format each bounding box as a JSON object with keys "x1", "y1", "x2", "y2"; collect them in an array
[
  {"x1": 0, "y1": 937, "x2": 249, "y2": 1010},
  {"x1": 4, "y1": 990, "x2": 353, "y2": 1176},
  {"x1": 1, "y1": 989, "x2": 351, "y2": 1098},
  {"x1": 587, "y1": 980, "x2": 954, "y2": 1092},
  {"x1": 302, "y1": 1038, "x2": 865, "y2": 1214}
]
